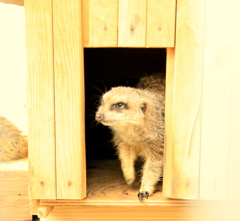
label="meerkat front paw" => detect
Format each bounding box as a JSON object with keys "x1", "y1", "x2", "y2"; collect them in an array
[
  {"x1": 137, "y1": 185, "x2": 154, "y2": 202},
  {"x1": 137, "y1": 191, "x2": 149, "y2": 202}
]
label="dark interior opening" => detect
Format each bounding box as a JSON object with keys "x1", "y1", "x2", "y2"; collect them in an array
[{"x1": 84, "y1": 48, "x2": 166, "y2": 161}]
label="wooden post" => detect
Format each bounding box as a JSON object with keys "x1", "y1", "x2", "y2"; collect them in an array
[
  {"x1": 53, "y1": 0, "x2": 86, "y2": 199},
  {"x1": 25, "y1": 0, "x2": 56, "y2": 199},
  {"x1": 37, "y1": 206, "x2": 54, "y2": 219}
]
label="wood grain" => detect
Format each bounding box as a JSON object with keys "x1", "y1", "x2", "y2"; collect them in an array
[
  {"x1": 0, "y1": 0, "x2": 23, "y2": 6},
  {"x1": 0, "y1": 160, "x2": 31, "y2": 221},
  {"x1": 41, "y1": 160, "x2": 163, "y2": 206},
  {"x1": 146, "y1": 0, "x2": 176, "y2": 47},
  {"x1": 25, "y1": 0, "x2": 56, "y2": 199},
  {"x1": 53, "y1": 0, "x2": 86, "y2": 199},
  {"x1": 30, "y1": 199, "x2": 40, "y2": 215},
  {"x1": 163, "y1": 48, "x2": 175, "y2": 197},
  {"x1": 41, "y1": 161, "x2": 240, "y2": 221},
  {"x1": 118, "y1": 0, "x2": 147, "y2": 47},
  {"x1": 200, "y1": 0, "x2": 240, "y2": 200},
  {"x1": 44, "y1": 205, "x2": 237, "y2": 221},
  {"x1": 163, "y1": 0, "x2": 206, "y2": 199},
  {"x1": 38, "y1": 206, "x2": 54, "y2": 219},
  {"x1": 228, "y1": 0, "x2": 240, "y2": 200},
  {"x1": 83, "y1": 0, "x2": 118, "y2": 47}
]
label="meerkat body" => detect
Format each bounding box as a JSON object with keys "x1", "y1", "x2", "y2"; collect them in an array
[
  {"x1": 0, "y1": 116, "x2": 28, "y2": 162},
  {"x1": 95, "y1": 74, "x2": 165, "y2": 201}
]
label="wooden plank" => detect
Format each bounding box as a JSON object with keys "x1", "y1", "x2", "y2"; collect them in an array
[
  {"x1": 146, "y1": 0, "x2": 176, "y2": 48},
  {"x1": 44, "y1": 203, "x2": 240, "y2": 221},
  {"x1": 53, "y1": 0, "x2": 86, "y2": 199},
  {"x1": 38, "y1": 206, "x2": 54, "y2": 219},
  {"x1": 200, "y1": 0, "x2": 240, "y2": 200},
  {"x1": 25, "y1": 0, "x2": 56, "y2": 199},
  {"x1": 30, "y1": 199, "x2": 40, "y2": 215},
  {"x1": 228, "y1": 0, "x2": 240, "y2": 201},
  {"x1": 82, "y1": 0, "x2": 118, "y2": 47},
  {"x1": 118, "y1": 0, "x2": 147, "y2": 47},
  {"x1": 0, "y1": 0, "x2": 23, "y2": 6},
  {"x1": 0, "y1": 160, "x2": 31, "y2": 221},
  {"x1": 162, "y1": 48, "x2": 175, "y2": 197},
  {"x1": 44, "y1": 206, "x2": 203, "y2": 221},
  {"x1": 162, "y1": 0, "x2": 206, "y2": 199}
]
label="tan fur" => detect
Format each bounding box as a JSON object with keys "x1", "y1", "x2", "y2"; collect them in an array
[
  {"x1": 96, "y1": 74, "x2": 165, "y2": 200},
  {"x1": 0, "y1": 116, "x2": 28, "y2": 162}
]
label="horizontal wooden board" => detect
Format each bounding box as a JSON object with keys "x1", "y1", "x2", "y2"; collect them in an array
[{"x1": 45, "y1": 205, "x2": 240, "y2": 221}]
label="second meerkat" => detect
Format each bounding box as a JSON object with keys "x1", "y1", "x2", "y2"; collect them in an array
[{"x1": 95, "y1": 74, "x2": 165, "y2": 201}]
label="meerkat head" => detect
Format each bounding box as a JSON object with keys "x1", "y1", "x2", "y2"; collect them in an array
[{"x1": 95, "y1": 87, "x2": 149, "y2": 128}]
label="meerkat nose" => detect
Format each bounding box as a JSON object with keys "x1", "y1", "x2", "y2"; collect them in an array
[{"x1": 95, "y1": 113, "x2": 104, "y2": 121}]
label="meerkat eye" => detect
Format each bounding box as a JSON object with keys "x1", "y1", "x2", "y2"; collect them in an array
[{"x1": 112, "y1": 102, "x2": 126, "y2": 110}]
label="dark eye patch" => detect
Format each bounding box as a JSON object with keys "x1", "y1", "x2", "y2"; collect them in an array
[{"x1": 111, "y1": 102, "x2": 127, "y2": 110}]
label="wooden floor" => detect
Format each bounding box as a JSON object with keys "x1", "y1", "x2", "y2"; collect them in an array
[{"x1": 0, "y1": 159, "x2": 31, "y2": 221}]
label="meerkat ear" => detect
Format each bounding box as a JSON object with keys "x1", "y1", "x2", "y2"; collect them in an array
[{"x1": 140, "y1": 103, "x2": 147, "y2": 113}]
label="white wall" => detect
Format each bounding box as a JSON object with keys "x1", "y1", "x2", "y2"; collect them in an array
[{"x1": 0, "y1": 3, "x2": 27, "y2": 134}]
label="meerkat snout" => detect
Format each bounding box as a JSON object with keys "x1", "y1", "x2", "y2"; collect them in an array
[{"x1": 95, "y1": 113, "x2": 104, "y2": 121}]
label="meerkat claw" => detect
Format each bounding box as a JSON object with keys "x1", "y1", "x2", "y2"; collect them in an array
[{"x1": 137, "y1": 192, "x2": 149, "y2": 202}]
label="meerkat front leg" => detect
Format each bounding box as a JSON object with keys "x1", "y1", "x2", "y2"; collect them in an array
[
  {"x1": 117, "y1": 144, "x2": 137, "y2": 186},
  {"x1": 138, "y1": 157, "x2": 163, "y2": 201}
]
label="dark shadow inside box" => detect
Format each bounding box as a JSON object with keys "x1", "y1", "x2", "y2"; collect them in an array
[{"x1": 84, "y1": 48, "x2": 166, "y2": 161}]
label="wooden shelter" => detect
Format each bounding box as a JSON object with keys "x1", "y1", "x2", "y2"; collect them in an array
[{"x1": 1, "y1": 0, "x2": 240, "y2": 220}]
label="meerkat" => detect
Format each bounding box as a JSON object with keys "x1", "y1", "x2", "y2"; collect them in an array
[
  {"x1": 0, "y1": 116, "x2": 28, "y2": 162},
  {"x1": 95, "y1": 73, "x2": 165, "y2": 201}
]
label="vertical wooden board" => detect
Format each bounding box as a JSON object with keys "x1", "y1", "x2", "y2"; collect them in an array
[
  {"x1": 53, "y1": 0, "x2": 86, "y2": 199},
  {"x1": 163, "y1": 48, "x2": 175, "y2": 197},
  {"x1": 118, "y1": 0, "x2": 147, "y2": 47},
  {"x1": 199, "y1": 0, "x2": 236, "y2": 200},
  {"x1": 163, "y1": 0, "x2": 206, "y2": 199},
  {"x1": 228, "y1": 0, "x2": 240, "y2": 200},
  {"x1": 146, "y1": 0, "x2": 176, "y2": 48},
  {"x1": 83, "y1": 0, "x2": 118, "y2": 47},
  {"x1": 25, "y1": 0, "x2": 56, "y2": 199}
]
